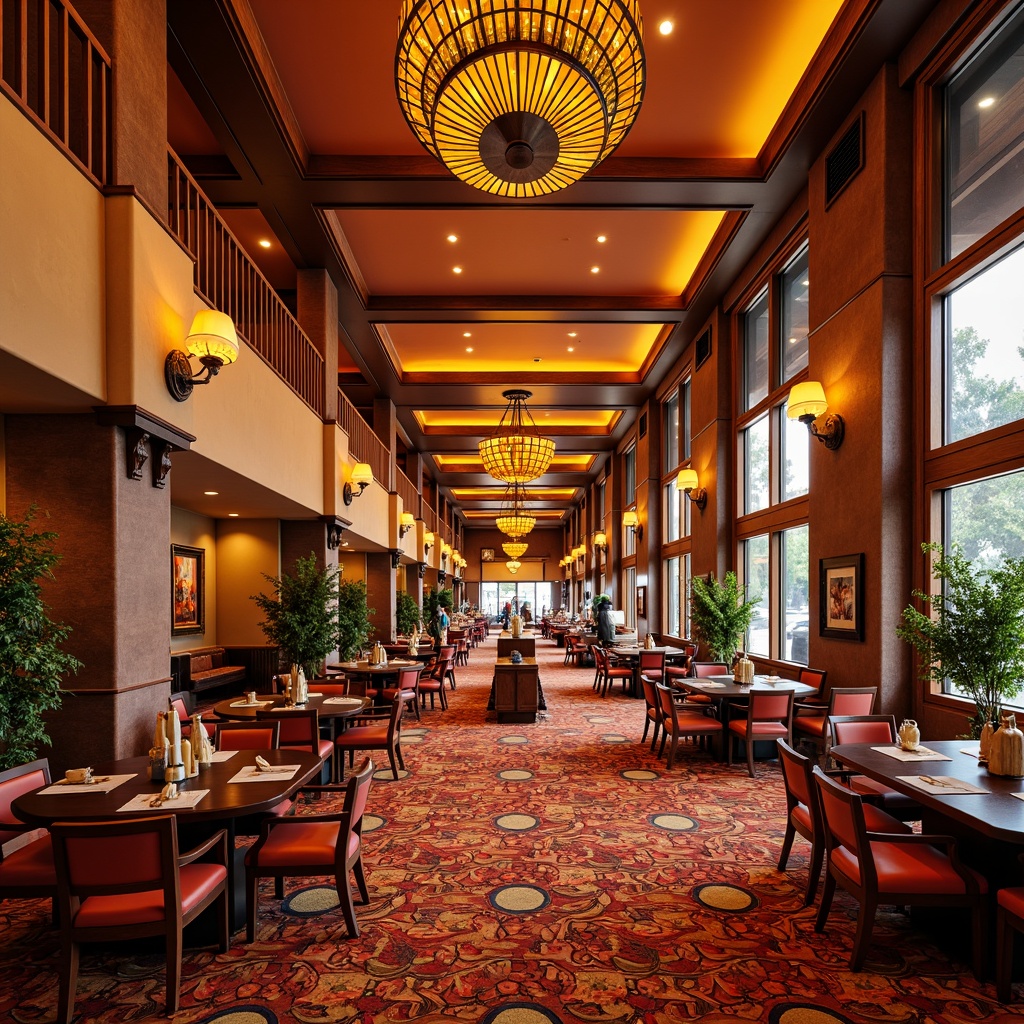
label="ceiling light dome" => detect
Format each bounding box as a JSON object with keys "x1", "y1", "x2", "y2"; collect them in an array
[
  {"x1": 479, "y1": 389, "x2": 555, "y2": 483},
  {"x1": 396, "y1": 1, "x2": 646, "y2": 198},
  {"x1": 503, "y1": 540, "x2": 529, "y2": 559}
]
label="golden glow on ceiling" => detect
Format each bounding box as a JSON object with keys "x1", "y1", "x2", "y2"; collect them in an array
[
  {"x1": 432, "y1": 453, "x2": 597, "y2": 473},
  {"x1": 451, "y1": 487, "x2": 580, "y2": 501},
  {"x1": 464, "y1": 508, "x2": 565, "y2": 520},
  {"x1": 416, "y1": 408, "x2": 620, "y2": 430}
]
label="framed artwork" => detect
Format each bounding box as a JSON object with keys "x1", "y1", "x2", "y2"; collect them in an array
[
  {"x1": 481, "y1": 548, "x2": 494, "y2": 562},
  {"x1": 819, "y1": 553, "x2": 864, "y2": 641},
  {"x1": 171, "y1": 544, "x2": 205, "y2": 636},
  {"x1": 636, "y1": 585, "x2": 647, "y2": 619}
]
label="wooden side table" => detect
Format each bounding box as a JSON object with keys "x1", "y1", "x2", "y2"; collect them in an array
[{"x1": 493, "y1": 658, "x2": 539, "y2": 723}]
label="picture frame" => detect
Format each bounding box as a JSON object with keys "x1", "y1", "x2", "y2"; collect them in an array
[
  {"x1": 171, "y1": 544, "x2": 205, "y2": 636},
  {"x1": 636, "y1": 585, "x2": 647, "y2": 619},
  {"x1": 481, "y1": 548, "x2": 494, "y2": 562},
  {"x1": 819, "y1": 553, "x2": 864, "y2": 641}
]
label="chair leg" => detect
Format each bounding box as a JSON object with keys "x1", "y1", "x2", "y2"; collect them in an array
[
  {"x1": 337, "y1": 872, "x2": 360, "y2": 938},
  {"x1": 216, "y1": 886, "x2": 230, "y2": 952},
  {"x1": 815, "y1": 871, "x2": 836, "y2": 932},
  {"x1": 167, "y1": 919, "x2": 183, "y2": 1014},
  {"x1": 746, "y1": 735, "x2": 756, "y2": 778},
  {"x1": 849, "y1": 894, "x2": 877, "y2": 971},
  {"x1": 997, "y1": 905, "x2": 1015, "y2": 1001},
  {"x1": 777, "y1": 821, "x2": 796, "y2": 871},
  {"x1": 651, "y1": 721, "x2": 661, "y2": 753},
  {"x1": 274, "y1": 877, "x2": 285, "y2": 899},
  {"x1": 665, "y1": 729, "x2": 678, "y2": 770},
  {"x1": 352, "y1": 854, "x2": 369, "y2": 904},
  {"x1": 641, "y1": 716, "x2": 650, "y2": 744},
  {"x1": 246, "y1": 868, "x2": 259, "y2": 943},
  {"x1": 57, "y1": 938, "x2": 79, "y2": 1024},
  {"x1": 973, "y1": 901, "x2": 989, "y2": 983},
  {"x1": 804, "y1": 840, "x2": 824, "y2": 907}
]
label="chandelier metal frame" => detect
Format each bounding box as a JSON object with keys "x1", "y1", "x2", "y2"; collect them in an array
[{"x1": 478, "y1": 389, "x2": 555, "y2": 484}]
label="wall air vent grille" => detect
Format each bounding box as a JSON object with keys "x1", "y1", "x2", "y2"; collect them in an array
[{"x1": 825, "y1": 113, "x2": 865, "y2": 209}]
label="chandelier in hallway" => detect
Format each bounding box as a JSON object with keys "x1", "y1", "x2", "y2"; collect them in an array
[
  {"x1": 396, "y1": 1, "x2": 646, "y2": 198},
  {"x1": 478, "y1": 389, "x2": 555, "y2": 483},
  {"x1": 496, "y1": 482, "x2": 536, "y2": 538}
]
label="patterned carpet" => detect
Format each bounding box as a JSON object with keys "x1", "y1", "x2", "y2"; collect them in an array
[{"x1": 1, "y1": 633, "x2": 1020, "y2": 1023}]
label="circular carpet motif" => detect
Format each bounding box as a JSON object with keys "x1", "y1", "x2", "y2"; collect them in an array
[
  {"x1": 282, "y1": 885, "x2": 339, "y2": 916},
  {"x1": 495, "y1": 813, "x2": 540, "y2": 832},
  {"x1": 401, "y1": 735, "x2": 424, "y2": 744},
  {"x1": 600, "y1": 734, "x2": 629, "y2": 743},
  {"x1": 622, "y1": 769, "x2": 658, "y2": 780},
  {"x1": 770, "y1": 1006, "x2": 859, "y2": 1024},
  {"x1": 649, "y1": 813, "x2": 696, "y2": 831},
  {"x1": 193, "y1": 1009, "x2": 277, "y2": 1024},
  {"x1": 498, "y1": 735, "x2": 530, "y2": 745},
  {"x1": 403, "y1": 728, "x2": 428, "y2": 735},
  {"x1": 361, "y1": 813, "x2": 385, "y2": 833},
  {"x1": 372, "y1": 767, "x2": 409, "y2": 781},
  {"x1": 587, "y1": 716, "x2": 615, "y2": 724},
  {"x1": 482, "y1": 1005, "x2": 563, "y2": 1024},
  {"x1": 497, "y1": 769, "x2": 535, "y2": 781},
  {"x1": 489, "y1": 884, "x2": 550, "y2": 913},
  {"x1": 693, "y1": 883, "x2": 759, "y2": 912}
]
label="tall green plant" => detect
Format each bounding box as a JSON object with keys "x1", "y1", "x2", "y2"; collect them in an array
[
  {"x1": 690, "y1": 571, "x2": 759, "y2": 663},
  {"x1": 0, "y1": 507, "x2": 81, "y2": 770},
  {"x1": 252, "y1": 554, "x2": 342, "y2": 677},
  {"x1": 337, "y1": 579, "x2": 374, "y2": 661},
  {"x1": 897, "y1": 543, "x2": 1024, "y2": 737},
  {"x1": 396, "y1": 590, "x2": 420, "y2": 636}
]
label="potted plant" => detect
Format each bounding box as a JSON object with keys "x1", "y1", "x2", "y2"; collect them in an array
[
  {"x1": 0, "y1": 507, "x2": 82, "y2": 770},
  {"x1": 252, "y1": 554, "x2": 345, "y2": 677},
  {"x1": 337, "y1": 579, "x2": 375, "y2": 662},
  {"x1": 396, "y1": 590, "x2": 420, "y2": 637},
  {"x1": 690, "y1": 571, "x2": 760, "y2": 663},
  {"x1": 897, "y1": 543, "x2": 1024, "y2": 737}
]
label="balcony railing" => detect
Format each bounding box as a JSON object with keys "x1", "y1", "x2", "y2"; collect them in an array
[
  {"x1": 1, "y1": 0, "x2": 112, "y2": 185},
  {"x1": 168, "y1": 150, "x2": 324, "y2": 417},
  {"x1": 396, "y1": 468, "x2": 419, "y2": 517},
  {"x1": 337, "y1": 388, "x2": 390, "y2": 490}
]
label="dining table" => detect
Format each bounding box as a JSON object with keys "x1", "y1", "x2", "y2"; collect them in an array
[
  {"x1": 13, "y1": 748, "x2": 322, "y2": 930},
  {"x1": 212, "y1": 692, "x2": 370, "y2": 724}
]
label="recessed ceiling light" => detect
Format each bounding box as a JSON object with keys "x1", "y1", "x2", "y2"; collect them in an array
[
  {"x1": 463, "y1": 331, "x2": 471, "y2": 337},
  {"x1": 534, "y1": 357, "x2": 542, "y2": 362},
  {"x1": 453, "y1": 266, "x2": 463, "y2": 274},
  {"x1": 596, "y1": 234, "x2": 607, "y2": 243},
  {"x1": 228, "y1": 512, "x2": 239, "y2": 517},
  {"x1": 466, "y1": 346, "x2": 474, "y2": 352},
  {"x1": 568, "y1": 331, "x2": 577, "y2": 337},
  {"x1": 659, "y1": 19, "x2": 674, "y2": 36},
  {"x1": 258, "y1": 239, "x2": 271, "y2": 248},
  {"x1": 590, "y1": 266, "x2": 600, "y2": 274},
  {"x1": 978, "y1": 96, "x2": 995, "y2": 109},
  {"x1": 447, "y1": 233, "x2": 458, "y2": 242},
  {"x1": 204, "y1": 490, "x2": 219, "y2": 495},
  {"x1": 567, "y1": 346, "x2": 574, "y2": 352}
]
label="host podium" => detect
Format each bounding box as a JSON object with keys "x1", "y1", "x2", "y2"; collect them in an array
[
  {"x1": 492, "y1": 658, "x2": 539, "y2": 723},
  {"x1": 497, "y1": 634, "x2": 536, "y2": 658}
]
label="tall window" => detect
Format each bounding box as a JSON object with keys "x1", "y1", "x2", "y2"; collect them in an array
[
  {"x1": 922, "y1": 6, "x2": 1024, "y2": 702},
  {"x1": 661, "y1": 376, "x2": 693, "y2": 634},
  {"x1": 735, "y1": 242, "x2": 811, "y2": 663}
]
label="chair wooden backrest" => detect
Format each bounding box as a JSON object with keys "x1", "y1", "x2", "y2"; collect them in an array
[
  {"x1": 826, "y1": 687, "x2": 877, "y2": 718},
  {"x1": 692, "y1": 662, "x2": 729, "y2": 677},
  {"x1": 169, "y1": 691, "x2": 192, "y2": 724},
  {"x1": 394, "y1": 665, "x2": 422, "y2": 693},
  {"x1": 215, "y1": 720, "x2": 281, "y2": 751},
  {"x1": 742, "y1": 689, "x2": 796, "y2": 730},
  {"x1": 828, "y1": 714, "x2": 898, "y2": 747},
  {"x1": 640, "y1": 674, "x2": 660, "y2": 717},
  {"x1": 638, "y1": 650, "x2": 666, "y2": 675},
  {"x1": 778, "y1": 737, "x2": 815, "y2": 815},
  {"x1": 256, "y1": 707, "x2": 320, "y2": 754},
  {"x1": 798, "y1": 667, "x2": 828, "y2": 699},
  {"x1": 0, "y1": 758, "x2": 51, "y2": 849}
]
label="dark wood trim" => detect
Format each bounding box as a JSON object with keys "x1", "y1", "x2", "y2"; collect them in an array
[
  {"x1": 681, "y1": 211, "x2": 749, "y2": 310},
  {"x1": 94, "y1": 405, "x2": 196, "y2": 450},
  {"x1": 61, "y1": 676, "x2": 172, "y2": 696},
  {"x1": 102, "y1": 184, "x2": 194, "y2": 258}
]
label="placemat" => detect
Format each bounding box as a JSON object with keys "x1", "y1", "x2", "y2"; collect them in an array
[
  {"x1": 227, "y1": 765, "x2": 301, "y2": 783},
  {"x1": 873, "y1": 745, "x2": 952, "y2": 762},
  {"x1": 39, "y1": 774, "x2": 136, "y2": 795},
  {"x1": 117, "y1": 789, "x2": 209, "y2": 812},
  {"x1": 323, "y1": 697, "x2": 365, "y2": 706},
  {"x1": 897, "y1": 774, "x2": 988, "y2": 794}
]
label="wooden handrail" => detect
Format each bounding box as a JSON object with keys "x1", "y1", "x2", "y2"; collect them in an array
[
  {"x1": 337, "y1": 388, "x2": 390, "y2": 489},
  {"x1": 168, "y1": 150, "x2": 324, "y2": 417},
  {"x1": 396, "y1": 468, "x2": 419, "y2": 515},
  {"x1": 0, "y1": 0, "x2": 112, "y2": 186}
]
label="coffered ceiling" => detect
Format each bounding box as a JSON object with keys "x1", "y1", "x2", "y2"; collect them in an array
[{"x1": 166, "y1": 0, "x2": 934, "y2": 530}]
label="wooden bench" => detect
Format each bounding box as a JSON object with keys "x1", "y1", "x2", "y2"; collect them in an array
[{"x1": 173, "y1": 646, "x2": 246, "y2": 694}]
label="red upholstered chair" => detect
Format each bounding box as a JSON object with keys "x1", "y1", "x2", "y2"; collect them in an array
[
  {"x1": 638, "y1": 650, "x2": 665, "y2": 683},
  {"x1": 997, "y1": 883, "x2": 1024, "y2": 1001},
  {"x1": 692, "y1": 661, "x2": 729, "y2": 677},
  {"x1": 170, "y1": 690, "x2": 216, "y2": 740},
  {"x1": 812, "y1": 765, "x2": 987, "y2": 977},
  {"x1": 437, "y1": 644, "x2": 458, "y2": 689},
  {"x1": 828, "y1": 715, "x2": 922, "y2": 820},
  {"x1": 381, "y1": 664, "x2": 422, "y2": 721},
  {"x1": 792, "y1": 686, "x2": 877, "y2": 759},
  {"x1": 215, "y1": 720, "x2": 281, "y2": 751},
  {"x1": 793, "y1": 667, "x2": 829, "y2": 714},
  {"x1": 257, "y1": 707, "x2": 333, "y2": 762},
  {"x1": 727, "y1": 689, "x2": 795, "y2": 777},
  {"x1": 0, "y1": 758, "x2": 57, "y2": 912},
  {"x1": 640, "y1": 675, "x2": 663, "y2": 751},
  {"x1": 594, "y1": 645, "x2": 632, "y2": 697},
  {"x1": 335, "y1": 698, "x2": 405, "y2": 780},
  {"x1": 419, "y1": 656, "x2": 450, "y2": 710},
  {"x1": 656, "y1": 682, "x2": 722, "y2": 769},
  {"x1": 563, "y1": 633, "x2": 583, "y2": 667},
  {"x1": 664, "y1": 640, "x2": 698, "y2": 681},
  {"x1": 50, "y1": 815, "x2": 229, "y2": 1024},
  {"x1": 245, "y1": 756, "x2": 374, "y2": 942},
  {"x1": 777, "y1": 739, "x2": 909, "y2": 907}
]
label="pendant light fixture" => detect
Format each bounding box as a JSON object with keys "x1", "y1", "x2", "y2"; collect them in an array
[
  {"x1": 396, "y1": 2, "x2": 646, "y2": 198},
  {"x1": 479, "y1": 389, "x2": 555, "y2": 483},
  {"x1": 502, "y1": 540, "x2": 529, "y2": 560},
  {"x1": 495, "y1": 482, "x2": 536, "y2": 538}
]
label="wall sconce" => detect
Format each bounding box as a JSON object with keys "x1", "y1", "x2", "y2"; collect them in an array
[
  {"x1": 593, "y1": 531, "x2": 608, "y2": 554},
  {"x1": 343, "y1": 462, "x2": 373, "y2": 505},
  {"x1": 675, "y1": 468, "x2": 708, "y2": 511},
  {"x1": 623, "y1": 510, "x2": 643, "y2": 541},
  {"x1": 787, "y1": 380, "x2": 845, "y2": 450},
  {"x1": 440, "y1": 541, "x2": 451, "y2": 567},
  {"x1": 399, "y1": 511, "x2": 415, "y2": 538},
  {"x1": 423, "y1": 531, "x2": 434, "y2": 556},
  {"x1": 165, "y1": 310, "x2": 239, "y2": 402}
]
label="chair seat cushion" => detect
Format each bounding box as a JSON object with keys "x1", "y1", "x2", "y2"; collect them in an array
[
  {"x1": 336, "y1": 725, "x2": 388, "y2": 747},
  {"x1": 792, "y1": 716, "x2": 827, "y2": 738},
  {"x1": 729, "y1": 721, "x2": 788, "y2": 738},
  {"x1": 0, "y1": 833, "x2": 55, "y2": 887},
  {"x1": 831, "y1": 841, "x2": 987, "y2": 895},
  {"x1": 73, "y1": 863, "x2": 226, "y2": 927},
  {"x1": 248, "y1": 821, "x2": 361, "y2": 868}
]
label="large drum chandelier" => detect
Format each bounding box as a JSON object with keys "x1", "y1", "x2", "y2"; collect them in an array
[
  {"x1": 479, "y1": 389, "x2": 555, "y2": 483},
  {"x1": 396, "y1": 1, "x2": 646, "y2": 198},
  {"x1": 496, "y1": 482, "x2": 536, "y2": 538},
  {"x1": 502, "y1": 540, "x2": 529, "y2": 559}
]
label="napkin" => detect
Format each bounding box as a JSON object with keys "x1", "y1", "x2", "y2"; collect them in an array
[
  {"x1": 324, "y1": 696, "x2": 364, "y2": 705},
  {"x1": 255, "y1": 754, "x2": 273, "y2": 772}
]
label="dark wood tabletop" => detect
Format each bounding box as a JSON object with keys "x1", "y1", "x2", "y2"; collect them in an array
[
  {"x1": 672, "y1": 674, "x2": 817, "y2": 699},
  {"x1": 831, "y1": 740, "x2": 1024, "y2": 845},
  {"x1": 213, "y1": 693, "x2": 370, "y2": 722},
  {"x1": 13, "y1": 748, "x2": 322, "y2": 828}
]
